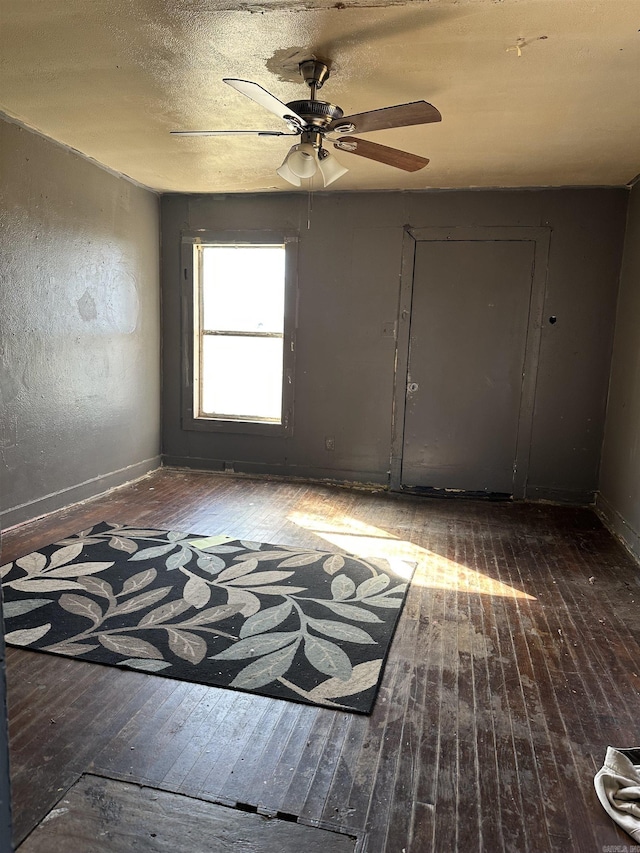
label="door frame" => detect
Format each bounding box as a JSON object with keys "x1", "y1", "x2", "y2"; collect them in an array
[{"x1": 389, "y1": 226, "x2": 551, "y2": 499}]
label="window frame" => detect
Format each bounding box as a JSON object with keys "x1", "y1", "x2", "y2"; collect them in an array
[{"x1": 181, "y1": 230, "x2": 297, "y2": 437}]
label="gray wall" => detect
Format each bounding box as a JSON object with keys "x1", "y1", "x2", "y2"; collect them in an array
[
  {"x1": 0, "y1": 118, "x2": 161, "y2": 528},
  {"x1": 162, "y1": 188, "x2": 627, "y2": 503},
  {"x1": 598, "y1": 183, "x2": 640, "y2": 554}
]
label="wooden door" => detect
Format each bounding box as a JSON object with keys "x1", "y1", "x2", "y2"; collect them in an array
[{"x1": 401, "y1": 239, "x2": 536, "y2": 496}]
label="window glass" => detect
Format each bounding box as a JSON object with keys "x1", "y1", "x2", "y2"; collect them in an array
[
  {"x1": 201, "y1": 335, "x2": 284, "y2": 421},
  {"x1": 196, "y1": 243, "x2": 287, "y2": 424},
  {"x1": 202, "y1": 246, "x2": 285, "y2": 333}
]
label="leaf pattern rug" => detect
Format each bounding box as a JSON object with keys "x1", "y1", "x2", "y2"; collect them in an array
[{"x1": 1, "y1": 522, "x2": 414, "y2": 713}]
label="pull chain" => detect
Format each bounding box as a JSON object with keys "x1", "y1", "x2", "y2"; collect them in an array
[{"x1": 307, "y1": 180, "x2": 313, "y2": 230}]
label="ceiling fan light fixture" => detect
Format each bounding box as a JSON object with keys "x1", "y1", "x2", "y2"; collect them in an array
[
  {"x1": 286, "y1": 142, "x2": 318, "y2": 179},
  {"x1": 276, "y1": 148, "x2": 302, "y2": 186},
  {"x1": 317, "y1": 150, "x2": 349, "y2": 187}
]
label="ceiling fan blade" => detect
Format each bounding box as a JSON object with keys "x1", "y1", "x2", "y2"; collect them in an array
[
  {"x1": 330, "y1": 101, "x2": 441, "y2": 134},
  {"x1": 333, "y1": 137, "x2": 429, "y2": 172},
  {"x1": 223, "y1": 79, "x2": 305, "y2": 128},
  {"x1": 170, "y1": 130, "x2": 298, "y2": 137}
]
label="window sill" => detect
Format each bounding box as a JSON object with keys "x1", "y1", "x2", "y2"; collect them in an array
[{"x1": 182, "y1": 413, "x2": 290, "y2": 437}]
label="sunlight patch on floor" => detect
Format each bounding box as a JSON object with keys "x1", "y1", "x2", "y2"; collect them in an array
[{"x1": 288, "y1": 512, "x2": 536, "y2": 600}]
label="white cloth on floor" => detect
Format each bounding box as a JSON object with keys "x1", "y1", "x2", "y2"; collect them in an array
[{"x1": 594, "y1": 746, "x2": 640, "y2": 842}]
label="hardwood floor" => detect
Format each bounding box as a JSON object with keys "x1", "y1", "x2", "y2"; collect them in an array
[
  {"x1": 3, "y1": 468, "x2": 639, "y2": 851},
  {"x1": 17, "y1": 775, "x2": 356, "y2": 853}
]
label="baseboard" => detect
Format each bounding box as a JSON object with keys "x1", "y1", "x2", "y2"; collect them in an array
[
  {"x1": 524, "y1": 485, "x2": 596, "y2": 505},
  {"x1": 161, "y1": 456, "x2": 388, "y2": 489},
  {"x1": 0, "y1": 456, "x2": 161, "y2": 531},
  {"x1": 161, "y1": 459, "x2": 601, "y2": 505},
  {"x1": 595, "y1": 492, "x2": 640, "y2": 565}
]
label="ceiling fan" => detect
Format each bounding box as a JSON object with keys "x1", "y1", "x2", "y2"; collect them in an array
[{"x1": 170, "y1": 59, "x2": 441, "y2": 187}]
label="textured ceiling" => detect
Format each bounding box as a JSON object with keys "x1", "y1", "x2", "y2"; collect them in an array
[{"x1": 1, "y1": 0, "x2": 639, "y2": 193}]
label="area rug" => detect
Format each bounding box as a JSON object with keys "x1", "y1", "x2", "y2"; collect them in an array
[{"x1": 1, "y1": 522, "x2": 414, "y2": 713}]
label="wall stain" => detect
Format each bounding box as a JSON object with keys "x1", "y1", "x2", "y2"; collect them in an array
[{"x1": 77, "y1": 290, "x2": 98, "y2": 322}]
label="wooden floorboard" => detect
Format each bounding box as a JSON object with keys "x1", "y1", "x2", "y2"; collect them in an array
[
  {"x1": 3, "y1": 468, "x2": 640, "y2": 851},
  {"x1": 16, "y1": 774, "x2": 356, "y2": 853}
]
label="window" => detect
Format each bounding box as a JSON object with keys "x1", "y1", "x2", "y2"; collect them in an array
[{"x1": 182, "y1": 233, "x2": 296, "y2": 435}]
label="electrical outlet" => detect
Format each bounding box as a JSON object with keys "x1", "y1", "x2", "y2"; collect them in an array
[{"x1": 325, "y1": 436, "x2": 335, "y2": 451}]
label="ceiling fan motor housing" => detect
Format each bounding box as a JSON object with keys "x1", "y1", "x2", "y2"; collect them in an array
[
  {"x1": 286, "y1": 99, "x2": 343, "y2": 129},
  {"x1": 287, "y1": 101, "x2": 344, "y2": 127}
]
